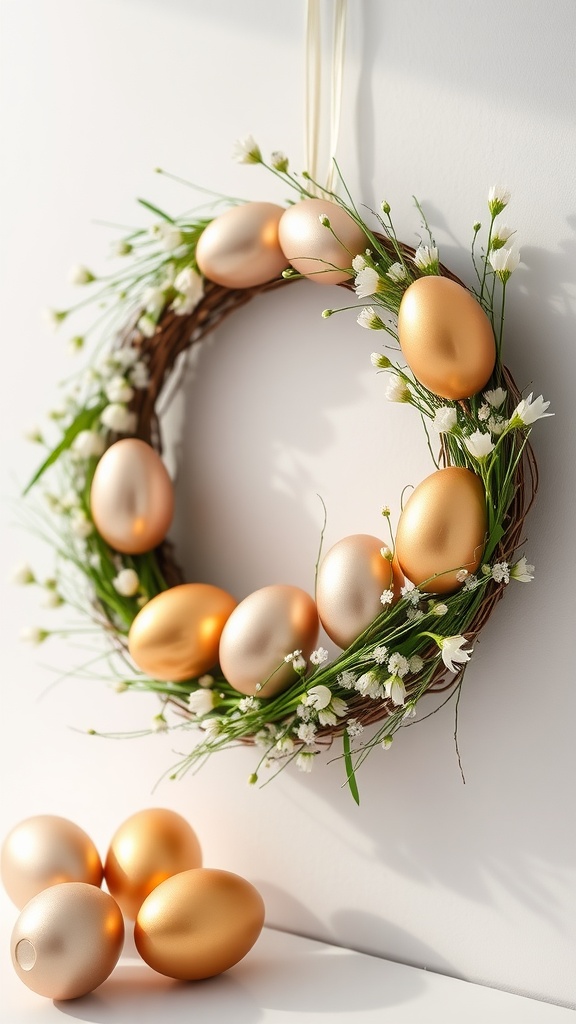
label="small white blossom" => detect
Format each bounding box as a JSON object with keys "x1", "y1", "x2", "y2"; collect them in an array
[
  {"x1": 385, "y1": 375, "x2": 411, "y2": 403},
  {"x1": 438, "y1": 635, "x2": 473, "y2": 672},
  {"x1": 484, "y1": 387, "x2": 507, "y2": 408},
  {"x1": 297, "y1": 722, "x2": 317, "y2": 744},
  {"x1": 189, "y1": 689, "x2": 217, "y2": 717},
  {"x1": 490, "y1": 224, "x2": 515, "y2": 249},
  {"x1": 491, "y1": 562, "x2": 510, "y2": 584},
  {"x1": 401, "y1": 583, "x2": 422, "y2": 607},
  {"x1": 413, "y1": 245, "x2": 439, "y2": 273},
  {"x1": 371, "y1": 352, "x2": 391, "y2": 368},
  {"x1": 346, "y1": 718, "x2": 364, "y2": 738},
  {"x1": 198, "y1": 674, "x2": 214, "y2": 688},
  {"x1": 238, "y1": 695, "x2": 258, "y2": 713},
  {"x1": 478, "y1": 403, "x2": 491, "y2": 422},
  {"x1": 387, "y1": 652, "x2": 410, "y2": 678},
  {"x1": 381, "y1": 735, "x2": 394, "y2": 750},
  {"x1": 101, "y1": 404, "x2": 137, "y2": 434},
  {"x1": 352, "y1": 253, "x2": 367, "y2": 272},
  {"x1": 357, "y1": 306, "x2": 386, "y2": 330},
  {"x1": 464, "y1": 429, "x2": 495, "y2": 460},
  {"x1": 373, "y1": 644, "x2": 389, "y2": 665},
  {"x1": 387, "y1": 262, "x2": 408, "y2": 284},
  {"x1": 355, "y1": 266, "x2": 381, "y2": 299},
  {"x1": 463, "y1": 574, "x2": 479, "y2": 592},
  {"x1": 43, "y1": 308, "x2": 67, "y2": 331},
  {"x1": 433, "y1": 406, "x2": 457, "y2": 433},
  {"x1": 172, "y1": 267, "x2": 204, "y2": 315},
  {"x1": 355, "y1": 671, "x2": 384, "y2": 700},
  {"x1": 20, "y1": 626, "x2": 49, "y2": 645},
  {"x1": 155, "y1": 222, "x2": 183, "y2": 252},
  {"x1": 409, "y1": 655, "x2": 424, "y2": 674},
  {"x1": 296, "y1": 703, "x2": 312, "y2": 721},
  {"x1": 199, "y1": 716, "x2": 221, "y2": 736},
  {"x1": 113, "y1": 347, "x2": 141, "y2": 369},
  {"x1": 232, "y1": 135, "x2": 262, "y2": 164},
  {"x1": 296, "y1": 751, "x2": 316, "y2": 773},
  {"x1": 70, "y1": 509, "x2": 94, "y2": 539},
  {"x1": 310, "y1": 647, "x2": 329, "y2": 666},
  {"x1": 270, "y1": 150, "x2": 288, "y2": 172},
  {"x1": 489, "y1": 245, "x2": 520, "y2": 281},
  {"x1": 511, "y1": 556, "x2": 535, "y2": 583},
  {"x1": 456, "y1": 568, "x2": 469, "y2": 582},
  {"x1": 488, "y1": 185, "x2": 511, "y2": 216},
  {"x1": 432, "y1": 603, "x2": 448, "y2": 616},
  {"x1": 143, "y1": 286, "x2": 166, "y2": 315},
  {"x1": 137, "y1": 314, "x2": 157, "y2": 338},
  {"x1": 129, "y1": 361, "x2": 150, "y2": 390},
  {"x1": 105, "y1": 377, "x2": 135, "y2": 404},
  {"x1": 304, "y1": 684, "x2": 332, "y2": 709},
  {"x1": 11, "y1": 563, "x2": 35, "y2": 585},
  {"x1": 68, "y1": 264, "x2": 95, "y2": 285},
  {"x1": 406, "y1": 607, "x2": 424, "y2": 622},
  {"x1": 152, "y1": 714, "x2": 168, "y2": 732},
  {"x1": 72, "y1": 430, "x2": 106, "y2": 459},
  {"x1": 318, "y1": 709, "x2": 337, "y2": 727},
  {"x1": 337, "y1": 669, "x2": 356, "y2": 690},
  {"x1": 509, "y1": 392, "x2": 553, "y2": 428},
  {"x1": 292, "y1": 653, "x2": 307, "y2": 673},
  {"x1": 42, "y1": 589, "x2": 63, "y2": 609},
  {"x1": 403, "y1": 703, "x2": 417, "y2": 719},
  {"x1": 112, "y1": 568, "x2": 140, "y2": 597},
  {"x1": 275, "y1": 735, "x2": 295, "y2": 754},
  {"x1": 284, "y1": 649, "x2": 302, "y2": 663}
]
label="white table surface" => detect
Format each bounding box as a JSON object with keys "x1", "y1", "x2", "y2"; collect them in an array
[{"x1": 1, "y1": 914, "x2": 573, "y2": 1024}]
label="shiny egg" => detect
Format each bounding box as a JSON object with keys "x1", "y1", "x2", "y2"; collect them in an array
[
  {"x1": 219, "y1": 584, "x2": 319, "y2": 697},
  {"x1": 316, "y1": 534, "x2": 394, "y2": 649},
  {"x1": 134, "y1": 868, "x2": 265, "y2": 980},
  {"x1": 11, "y1": 882, "x2": 124, "y2": 1000},
  {"x1": 128, "y1": 583, "x2": 237, "y2": 681},
  {"x1": 1, "y1": 815, "x2": 103, "y2": 910},
  {"x1": 104, "y1": 808, "x2": 202, "y2": 920},
  {"x1": 196, "y1": 202, "x2": 288, "y2": 288},
  {"x1": 278, "y1": 198, "x2": 366, "y2": 285},
  {"x1": 398, "y1": 276, "x2": 496, "y2": 399},
  {"x1": 395, "y1": 466, "x2": 487, "y2": 593},
  {"x1": 90, "y1": 438, "x2": 174, "y2": 554}
]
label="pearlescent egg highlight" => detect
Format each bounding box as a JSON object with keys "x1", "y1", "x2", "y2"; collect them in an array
[
  {"x1": 316, "y1": 534, "x2": 394, "y2": 649},
  {"x1": 196, "y1": 202, "x2": 288, "y2": 288},
  {"x1": 278, "y1": 198, "x2": 366, "y2": 285}
]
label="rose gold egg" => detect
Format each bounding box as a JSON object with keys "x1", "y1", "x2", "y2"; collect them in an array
[
  {"x1": 128, "y1": 583, "x2": 237, "y2": 681},
  {"x1": 196, "y1": 202, "x2": 288, "y2": 288},
  {"x1": 278, "y1": 198, "x2": 366, "y2": 284},
  {"x1": 316, "y1": 534, "x2": 394, "y2": 649},
  {"x1": 134, "y1": 868, "x2": 265, "y2": 980},
  {"x1": 219, "y1": 584, "x2": 319, "y2": 697},
  {"x1": 104, "y1": 808, "x2": 202, "y2": 920},
  {"x1": 11, "y1": 882, "x2": 124, "y2": 1000},
  {"x1": 395, "y1": 467, "x2": 487, "y2": 594},
  {"x1": 90, "y1": 438, "x2": 174, "y2": 554},
  {"x1": 1, "y1": 815, "x2": 103, "y2": 910},
  {"x1": 398, "y1": 276, "x2": 496, "y2": 399}
]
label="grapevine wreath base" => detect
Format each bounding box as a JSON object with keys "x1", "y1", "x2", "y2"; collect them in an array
[{"x1": 21, "y1": 159, "x2": 544, "y2": 800}]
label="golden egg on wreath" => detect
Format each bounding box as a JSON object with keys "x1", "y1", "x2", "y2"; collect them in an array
[{"x1": 18, "y1": 142, "x2": 547, "y2": 801}]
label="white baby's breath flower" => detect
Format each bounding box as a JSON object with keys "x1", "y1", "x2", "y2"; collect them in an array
[
  {"x1": 232, "y1": 135, "x2": 262, "y2": 164},
  {"x1": 198, "y1": 674, "x2": 214, "y2": 688},
  {"x1": 488, "y1": 415, "x2": 506, "y2": 436},
  {"x1": 511, "y1": 556, "x2": 535, "y2": 583},
  {"x1": 488, "y1": 185, "x2": 511, "y2": 216},
  {"x1": 20, "y1": 626, "x2": 49, "y2": 645},
  {"x1": 464, "y1": 429, "x2": 495, "y2": 460},
  {"x1": 478, "y1": 403, "x2": 490, "y2": 422},
  {"x1": 112, "y1": 568, "x2": 140, "y2": 597},
  {"x1": 409, "y1": 655, "x2": 424, "y2": 674},
  {"x1": 352, "y1": 253, "x2": 367, "y2": 272},
  {"x1": 24, "y1": 425, "x2": 43, "y2": 444},
  {"x1": 189, "y1": 689, "x2": 217, "y2": 717},
  {"x1": 357, "y1": 307, "x2": 386, "y2": 330},
  {"x1": 489, "y1": 245, "x2": 520, "y2": 282},
  {"x1": 491, "y1": 562, "x2": 510, "y2": 584},
  {"x1": 72, "y1": 430, "x2": 106, "y2": 459},
  {"x1": 462, "y1": 574, "x2": 478, "y2": 592},
  {"x1": 68, "y1": 264, "x2": 95, "y2": 285},
  {"x1": 413, "y1": 245, "x2": 439, "y2": 273},
  {"x1": 309, "y1": 647, "x2": 329, "y2": 666},
  {"x1": 11, "y1": 563, "x2": 35, "y2": 585},
  {"x1": 433, "y1": 406, "x2": 457, "y2": 433},
  {"x1": 387, "y1": 262, "x2": 408, "y2": 284},
  {"x1": 401, "y1": 583, "x2": 422, "y2": 606},
  {"x1": 385, "y1": 675, "x2": 406, "y2": 706},
  {"x1": 338, "y1": 669, "x2": 356, "y2": 690},
  {"x1": 172, "y1": 267, "x2": 204, "y2": 315},
  {"x1": 484, "y1": 387, "x2": 507, "y2": 408},
  {"x1": 355, "y1": 266, "x2": 381, "y2": 299},
  {"x1": 509, "y1": 392, "x2": 553, "y2": 428},
  {"x1": 101, "y1": 404, "x2": 136, "y2": 434},
  {"x1": 373, "y1": 644, "x2": 389, "y2": 665},
  {"x1": 238, "y1": 695, "x2": 258, "y2": 713},
  {"x1": 284, "y1": 649, "x2": 302, "y2": 663},
  {"x1": 456, "y1": 568, "x2": 469, "y2": 583},
  {"x1": 297, "y1": 722, "x2": 317, "y2": 744},
  {"x1": 346, "y1": 718, "x2": 364, "y2": 738},
  {"x1": 137, "y1": 314, "x2": 157, "y2": 338},
  {"x1": 296, "y1": 751, "x2": 316, "y2": 773},
  {"x1": 387, "y1": 652, "x2": 410, "y2": 678},
  {"x1": 385, "y1": 376, "x2": 411, "y2": 404},
  {"x1": 304, "y1": 683, "x2": 332, "y2": 709},
  {"x1": 70, "y1": 509, "x2": 94, "y2": 539}
]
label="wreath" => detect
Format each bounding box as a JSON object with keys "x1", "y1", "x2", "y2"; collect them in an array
[{"x1": 17, "y1": 138, "x2": 549, "y2": 801}]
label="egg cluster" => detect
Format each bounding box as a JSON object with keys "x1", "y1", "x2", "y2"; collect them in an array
[{"x1": 2, "y1": 811, "x2": 265, "y2": 999}]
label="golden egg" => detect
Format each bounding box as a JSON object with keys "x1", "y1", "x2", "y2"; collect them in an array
[
  {"x1": 104, "y1": 808, "x2": 202, "y2": 920},
  {"x1": 11, "y1": 882, "x2": 124, "y2": 1000},
  {"x1": 316, "y1": 534, "x2": 394, "y2": 649},
  {"x1": 397, "y1": 276, "x2": 496, "y2": 399},
  {"x1": 128, "y1": 582, "x2": 237, "y2": 681},
  {"x1": 134, "y1": 868, "x2": 265, "y2": 980},
  {"x1": 90, "y1": 438, "x2": 174, "y2": 554},
  {"x1": 196, "y1": 202, "x2": 288, "y2": 288},
  {"x1": 219, "y1": 584, "x2": 319, "y2": 697},
  {"x1": 395, "y1": 467, "x2": 487, "y2": 594},
  {"x1": 1, "y1": 815, "x2": 103, "y2": 910},
  {"x1": 278, "y1": 198, "x2": 366, "y2": 285}
]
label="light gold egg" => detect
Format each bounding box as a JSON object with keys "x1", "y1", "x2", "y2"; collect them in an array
[
  {"x1": 395, "y1": 467, "x2": 487, "y2": 594},
  {"x1": 196, "y1": 202, "x2": 288, "y2": 288},
  {"x1": 90, "y1": 438, "x2": 174, "y2": 554},
  {"x1": 316, "y1": 534, "x2": 394, "y2": 649},
  {"x1": 219, "y1": 584, "x2": 319, "y2": 697},
  {"x1": 104, "y1": 808, "x2": 202, "y2": 920},
  {"x1": 278, "y1": 198, "x2": 366, "y2": 285},
  {"x1": 11, "y1": 882, "x2": 124, "y2": 1000},
  {"x1": 134, "y1": 868, "x2": 265, "y2": 980},
  {"x1": 398, "y1": 276, "x2": 496, "y2": 399},
  {"x1": 1, "y1": 815, "x2": 103, "y2": 910},
  {"x1": 128, "y1": 582, "x2": 237, "y2": 681}
]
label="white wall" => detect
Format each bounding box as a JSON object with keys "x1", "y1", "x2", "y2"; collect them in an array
[{"x1": 1, "y1": 0, "x2": 575, "y2": 1010}]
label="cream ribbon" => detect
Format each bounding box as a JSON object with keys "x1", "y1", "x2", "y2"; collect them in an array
[{"x1": 305, "y1": 0, "x2": 348, "y2": 194}]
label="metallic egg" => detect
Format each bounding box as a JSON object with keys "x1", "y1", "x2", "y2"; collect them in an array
[
  {"x1": 196, "y1": 202, "x2": 288, "y2": 288},
  {"x1": 10, "y1": 882, "x2": 124, "y2": 1000},
  {"x1": 128, "y1": 583, "x2": 237, "y2": 682},
  {"x1": 90, "y1": 438, "x2": 174, "y2": 554},
  {"x1": 219, "y1": 584, "x2": 319, "y2": 697},
  {"x1": 395, "y1": 466, "x2": 487, "y2": 594},
  {"x1": 316, "y1": 534, "x2": 394, "y2": 649},
  {"x1": 278, "y1": 198, "x2": 366, "y2": 285},
  {"x1": 104, "y1": 808, "x2": 202, "y2": 920},
  {"x1": 398, "y1": 276, "x2": 496, "y2": 399},
  {"x1": 1, "y1": 815, "x2": 103, "y2": 910},
  {"x1": 134, "y1": 868, "x2": 265, "y2": 980}
]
